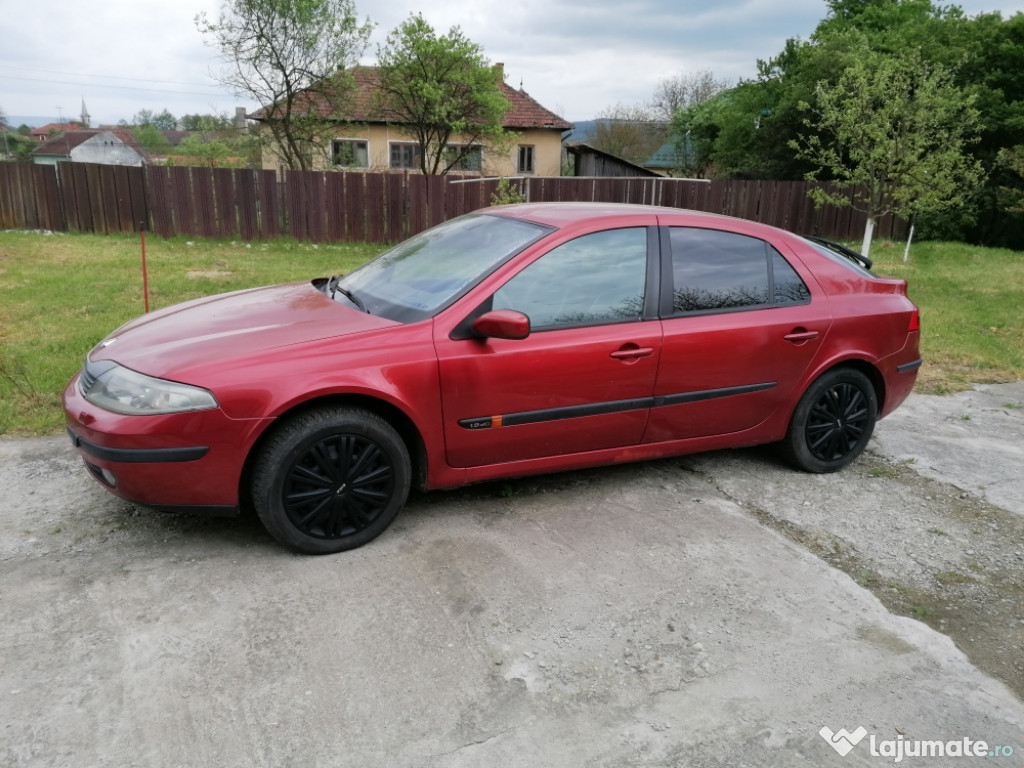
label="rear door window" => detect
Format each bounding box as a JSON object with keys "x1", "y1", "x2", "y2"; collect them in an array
[{"x1": 667, "y1": 227, "x2": 809, "y2": 315}]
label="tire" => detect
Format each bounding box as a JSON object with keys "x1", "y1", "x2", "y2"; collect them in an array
[
  {"x1": 782, "y1": 368, "x2": 877, "y2": 473},
  {"x1": 252, "y1": 406, "x2": 411, "y2": 554}
]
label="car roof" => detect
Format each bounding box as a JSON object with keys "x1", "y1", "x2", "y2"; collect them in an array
[{"x1": 483, "y1": 201, "x2": 787, "y2": 237}]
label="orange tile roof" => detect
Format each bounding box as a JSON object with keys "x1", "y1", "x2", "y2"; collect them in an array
[{"x1": 251, "y1": 67, "x2": 572, "y2": 132}]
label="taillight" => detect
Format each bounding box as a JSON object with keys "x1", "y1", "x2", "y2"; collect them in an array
[{"x1": 908, "y1": 308, "x2": 921, "y2": 332}]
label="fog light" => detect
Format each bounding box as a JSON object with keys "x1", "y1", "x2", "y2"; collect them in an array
[{"x1": 85, "y1": 460, "x2": 117, "y2": 488}]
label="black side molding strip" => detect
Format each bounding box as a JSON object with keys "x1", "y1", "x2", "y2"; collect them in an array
[
  {"x1": 68, "y1": 428, "x2": 210, "y2": 464},
  {"x1": 654, "y1": 382, "x2": 777, "y2": 407},
  {"x1": 458, "y1": 382, "x2": 777, "y2": 430},
  {"x1": 897, "y1": 359, "x2": 923, "y2": 373}
]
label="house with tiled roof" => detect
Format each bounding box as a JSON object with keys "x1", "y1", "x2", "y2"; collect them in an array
[
  {"x1": 31, "y1": 129, "x2": 148, "y2": 166},
  {"x1": 30, "y1": 122, "x2": 84, "y2": 141},
  {"x1": 250, "y1": 65, "x2": 572, "y2": 176}
]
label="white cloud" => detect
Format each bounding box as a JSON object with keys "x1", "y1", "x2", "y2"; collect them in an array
[{"x1": 2, "y1": 0, "x2": 1023, "y2": 126}]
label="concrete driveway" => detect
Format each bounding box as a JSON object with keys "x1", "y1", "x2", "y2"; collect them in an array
[{"x1": 2, "y1": 384, "x2": 1022, "y2": 767}]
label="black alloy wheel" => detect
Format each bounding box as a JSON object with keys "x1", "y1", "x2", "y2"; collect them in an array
[
  {"x1": 252, "y1": 406, "x2": 411, "y2": 554},
  {"x1": 783, "y1": 368, "x2": 878, "y2": 473}
]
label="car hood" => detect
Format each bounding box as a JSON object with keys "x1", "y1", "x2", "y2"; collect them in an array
[{"x1": 89, "y1": 281, "x2": 399, "y2": 379}]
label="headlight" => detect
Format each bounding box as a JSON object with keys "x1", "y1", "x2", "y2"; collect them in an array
[{"x1": 81, "y1": 362, "x2": 219, "y2": 416}]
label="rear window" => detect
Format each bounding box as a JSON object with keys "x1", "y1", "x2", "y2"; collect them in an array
[
  {"x1": 802, "y1": 238, "x2": 874, "y2": 278},
  {"x1": 669, "y1": 227, "x2": 810, "y2": 315}
]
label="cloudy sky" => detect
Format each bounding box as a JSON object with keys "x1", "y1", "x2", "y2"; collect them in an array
[{"x1": 2, "y1": 0, "x2": 1023, "y2": 128}]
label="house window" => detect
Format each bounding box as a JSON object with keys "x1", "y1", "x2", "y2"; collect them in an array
[
  {"x1": 390, "y1": 143, "x2": 420, "y2": 169},
  {"x1": 518, "y1": 145, "x2": 535, "y2": 174},
  {"x1": 333, "y1": 139, "x2": 368, "y2": 168},
  {"x1": 445, "y1": 144, "x2": 483, "y2": 172}
]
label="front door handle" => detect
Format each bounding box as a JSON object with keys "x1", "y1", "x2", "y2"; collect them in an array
[{"x1": 610, "y1": 345, "x2": 655, "y2": 360}]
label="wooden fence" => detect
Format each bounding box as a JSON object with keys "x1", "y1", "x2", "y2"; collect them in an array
[{"x1": 0, "y1": 162, "x2": 905, "y2": 244}]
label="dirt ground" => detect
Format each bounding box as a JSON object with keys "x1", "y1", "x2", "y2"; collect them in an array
[{"x1": 1, "y1": 383, "x2": 1022, "y2": 767}]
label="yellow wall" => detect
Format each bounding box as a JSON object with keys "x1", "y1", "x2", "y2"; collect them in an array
[{"x1": 261, "y1": 124, "x2": 565, "y2": 176}]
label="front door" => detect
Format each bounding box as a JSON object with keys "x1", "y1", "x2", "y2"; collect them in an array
[{"x1": 435, "y1": 226, "x2": 662, "y2": 469}]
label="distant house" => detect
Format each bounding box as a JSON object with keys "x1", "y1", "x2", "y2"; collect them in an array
[
  {"x1": 31, "y1": 129, "x2": 148, "y2": 166},
  {"x1": 30, "y1": 122, "x2": 83, "y2": 141},
  {"x1": 250, "y1": 65, "x2": 572, "y2": 176}
]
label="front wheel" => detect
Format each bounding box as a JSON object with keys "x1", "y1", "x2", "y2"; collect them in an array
[
  {"x1": 252, "y1": 406, "x2": 411, "y2": 554},
  {"x1": 782, "y1": 368, "x2": 877, "y2": 473}
]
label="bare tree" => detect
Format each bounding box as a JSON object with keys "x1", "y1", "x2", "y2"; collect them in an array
[
  {"x1": 591, "y1": 104, "x2": 666, "y2": 165},
  {"x1": 650, "y1": 70, "x2": 731, "y2": 121}
]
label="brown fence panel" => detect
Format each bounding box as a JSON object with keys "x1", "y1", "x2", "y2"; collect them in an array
[
  {"x1": 384, "y1": 173, "x2": 405, "y2": 242},
  {"x1": 0, "y1": 164, "x2": 60, "y2": 230},
  {"x1": 256, "y1": 169, "x2": 280, "y2": 238},
  {"x1": 189, "y1": 167, "x2": 216, "y2": 239},
  {"x1": 426, "y1": 175, "x2": 447, "y2": 230},
  {"x1": 324, "y1": 172, "x2": 345, "y2": 242},
  {"x1": 169, "y1": 167, "x2": 195, "y2": 236},
  {"x1": 342, "y1": 173, "x2": 365, "y2": 242},
  {"x1": 211, "y1": 168, "x2": 236, "y2": 238},
  {"x1": 146, "y1": 166, "x2": 173, "y2": 238},
  {"x1": 111, "y1": 165, "x2": 142, "y2": 233},
  {"x1": 235, "y1": 169, "x2": 258, "y2": 241},
  {"x1": 34, "y1": 164, "x2": 63, "y2": 231},
  {"x1": 406, "y1": 174, "x2": 427, "y2": 236},
  {"x1": 364, "y1": 173, "x2": 386, "y2": 243},
  {"x1": 0, "y1": 164, "x2": 18, "y2": 229}
]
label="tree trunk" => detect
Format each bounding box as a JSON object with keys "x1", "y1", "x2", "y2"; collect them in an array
[{"x1": 861, "y1": 217, "x2": 876, "y2": 259}]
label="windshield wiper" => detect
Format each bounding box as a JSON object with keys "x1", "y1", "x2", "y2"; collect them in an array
[{"x1": 327, "y1": 276, "x2": 369, "y2": 313}]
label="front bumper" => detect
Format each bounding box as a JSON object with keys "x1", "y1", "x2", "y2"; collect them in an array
[{"x1": 63, "y1": 373, "x2": 271, "y2": 510}]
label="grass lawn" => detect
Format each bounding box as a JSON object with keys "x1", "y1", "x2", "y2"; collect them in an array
[
  {"x1": 1, "y1": 230, "x2": 1021, "y2": 437},
  {"x1": 0, "y1": 231, "x2": 380, "y2": 435},
  {"x1": 867, "y1": 238, "x2": 1024, "y2": 393}
]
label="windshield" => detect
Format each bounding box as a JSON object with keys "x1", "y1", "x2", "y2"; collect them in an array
[{"x1": 336, "y1": 213, "x2": 550, "y2": 323}]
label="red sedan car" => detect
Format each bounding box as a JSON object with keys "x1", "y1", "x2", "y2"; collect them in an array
[{"x1": 64, "y1": 203, "x2": 921, "y2": 554}]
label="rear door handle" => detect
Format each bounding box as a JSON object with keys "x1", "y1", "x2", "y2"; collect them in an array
[{"x1": 784, "y1": 329, "x2": 820, "y2": 343}]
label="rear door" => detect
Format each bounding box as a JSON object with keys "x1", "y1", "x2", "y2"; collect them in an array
[{"x1": 643, "y1": 225, "x2": 832, "y2": 443}]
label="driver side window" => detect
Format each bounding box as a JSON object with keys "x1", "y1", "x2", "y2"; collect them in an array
[{"x1": 492, "y1": 228, "x2": 648, "y2": 330}]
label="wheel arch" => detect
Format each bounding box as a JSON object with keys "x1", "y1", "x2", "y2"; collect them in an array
[
  {"x1": 830, "y1": 358, "x2": 886, "y2": 415},
  {"x1": 800, "y1": 356, "x2": 886, "y2": 417},
  {"x1": 238, "y1": 394, "x2": 429, "y2": 515}
]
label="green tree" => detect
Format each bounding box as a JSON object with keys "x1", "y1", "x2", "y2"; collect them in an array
[
  {"x1": 375, "y1": 13, "x2": 510, "y2": 175},
  {"x1": 131, "y1": 123, "x2": 172, "y2": 153},
  {"x1": 180, "y1": 113, "x2": 234, "y2": 131},
  {"x1": 126, "y1": 108, "x2": 178, "y2": 130},
  {"x1": 197, "y1": 0, "x2": 373, "y2": 171},
  {"x1": 791, "y1": 46, "x2": 984, "y2": 257},
  {"x1": 174, "y1": 133, "x2": 255, "y2": 167}
]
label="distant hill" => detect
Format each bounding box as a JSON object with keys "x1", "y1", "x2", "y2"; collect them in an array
[{"x1": 566, "y1": 120, "x2": 598, "y2": 142}]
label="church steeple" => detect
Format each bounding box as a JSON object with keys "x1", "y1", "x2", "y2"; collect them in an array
[{"x1": 80, "y1": 98, "x2": 90, "y2": 128}]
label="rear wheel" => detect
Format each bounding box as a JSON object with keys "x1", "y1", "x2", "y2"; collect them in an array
[
  {"x1": 782, "y1": 368, "x2": 877, "y2": 473},
  {"x1": 252, "y1": 406, "x2": 411, "y2": 554}
]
